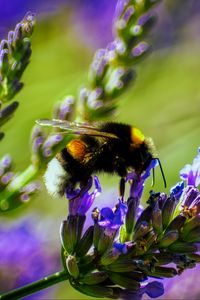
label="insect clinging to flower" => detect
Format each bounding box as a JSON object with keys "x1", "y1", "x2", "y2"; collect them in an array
[{"x1": 37, "y1": 119, "x2": 166, "y2": 198}]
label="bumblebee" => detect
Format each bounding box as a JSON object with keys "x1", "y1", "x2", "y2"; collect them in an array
[{"x1": 37, "y1": 119, "x2": 166, "y2": 197}]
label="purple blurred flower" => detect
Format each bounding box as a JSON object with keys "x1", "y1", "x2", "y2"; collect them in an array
[
  {"x1": 180, "y1": 147, "x2": 200, "y2": 187},
  {"x1": 151, "y1": 264, "x2": 200, "y2": 300},
  {"x1": 118, "y1": 281, "x2": 164, "y2": 300},
  {"x1": 0, "y1": 217, "x2": 60, "y2": 298},
  {"x1": 71, "y1": 0, "x2": 116, "y2": 48}
]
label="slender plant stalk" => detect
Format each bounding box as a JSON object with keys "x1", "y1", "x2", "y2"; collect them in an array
[{"x1": 0, "y1": 270, "x2": 69, "y2": 300}]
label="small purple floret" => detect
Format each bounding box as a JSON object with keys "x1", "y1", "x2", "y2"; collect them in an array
[
  {"x1": 113, "y1": 242, "x2": 128, "y2": 254},
  {"x1": 98, "y1": 200, "x2": 127, "y2": 230},
  {"x1": 67, "y1": 176, "x2": 101, "y2": 216},
  {"x1": 132, "y1": 42, "x2": 149, "y2": 57},
  {"x1": 114, "y1": 0, "x2": 131, "y2": 20},
  {"x1": 170, "y1": 181, "x2": 184, "y2": 201}
]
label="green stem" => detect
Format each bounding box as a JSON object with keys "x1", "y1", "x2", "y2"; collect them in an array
[{"x1": 0, "y1": 270, "x2": 69, "y2": 300}]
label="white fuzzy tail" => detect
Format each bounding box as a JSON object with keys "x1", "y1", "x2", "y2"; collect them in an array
[{"x1": 44, "y1": 158, "x2": 68, "y2": 197}]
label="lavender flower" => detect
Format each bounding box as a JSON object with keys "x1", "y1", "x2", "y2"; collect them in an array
[
  {"x1": 58, "y1": 147, "x2": 200, "y2": 299},
  {"x1": 78, "y1": 0, "x2": 162, "y2": 121},
  {"x1": 0, "y1": 12, "x2": 35, "y2": 102},
  {"x1": 67, "y1": 175, "x2": 101, "y2": 216},
  {"x1": 0, "y1": 12, "x2": 35, "y2": 142},
  {"x1": 98, "y1": 200, "x2": 127, "y2": 230}
]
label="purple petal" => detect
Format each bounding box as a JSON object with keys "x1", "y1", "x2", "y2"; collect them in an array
[
  {"x1": 144, "y1": 281, "x2": 164, "y2": 298},
  {"x1": 113, "y1": 242, "x2": 128, "y2": 254},
  {"x1": 170, "y1": 181, "x2": 184, "y2": 200},
  {"x1": 101, "y1": 207, "x2": 114, "y2": 220}
]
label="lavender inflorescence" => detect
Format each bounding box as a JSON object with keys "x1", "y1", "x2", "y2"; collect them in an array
[
  {"x1": 77, "y1": 0, "x2": 161, "y2": 121},
  {"x1": 0, "y1": 12, "x2": 35, "y2": 141},
  {"x1": 60, "y1": 149, "x2": 200, "y2": 299},
  {"x1": 0, "y1": 154, "x2": 40, "y2": 211},
  {"x1": 0, "y1": 96, "x2": 76, "y2": 212},
  {"x1": 0, "y1": 11, "x2": 35, "y2": 102}
]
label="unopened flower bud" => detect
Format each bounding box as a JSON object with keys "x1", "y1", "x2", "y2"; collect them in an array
[
  {"x1": 159, "y1": 230, "x2": 179, "y2": 248},
  {"x1": 131, "y1": 42, "x2": 150, "y2": 59},
  {"x1": 66, "y1": 255, "x2": 79, "y2": 279},
  {"x1": 125, "y1": 196, "x2": 139, "y2": 235},
  {"x1": 100, "y1": 247, "x2": 121, "y2": 266},
  {"x1": 0, "y1": 172, "x2": 14, "y2": 189},
  {"x1": 116, "y1": 5, "x2": 135, "y2": 33},
  {"x1": 60, "y1": 218, "x2": 77, "y2": 254},
  {"x1": 183, "y1": 226, "x2": 200, "y2": 243},
  {"x1": 89, "y1": 49, "x2": 109, "y2": 85},
  {"x1": 0, "y1": 49, "x2": 9, "y2": 77},
  {"x1": 104, "y1": 258, "x2": 139, "y2": 273},
  {"x1": 165, "y1": 215, "x2": 186, "y2": 233},
  {"x1": 148, "y1": 266, "x2": 177, "y2": 278},
  {"x1": 53, "y1": 96, "x2": 75, "y2": 121},
  {"x1": 97, "y1": 230, "x2": 116, "y2": 255},
  {"x1": 145, "y1": 229, "x2": 157, "y2": 249},
  {"x1": 19, "y1": 181, "x2": 40, "y2": 202},
  {"x1": 162, "y1": 197, "x2": 176, "y2": 229},
  {"x1": 82, "y1": 271, "x2": 108, "y2": 285},
  {"x1": 105, "y1": 67, "x2": 135, "y2": 99},
  {"x1": 133, "y1": 221, "x2": 151, "y2": 240},
  {"x1": 169, "y1": 242, "x2": 199, "y2": 253},
  {"x1": 75, "y1": 226, "x2": 94, "y2": 257},
  {"x1": 60, "y1": 215, "x2": 86, "y2": 255},
  {"x1": 0, "y1": 102, "x2": 19, "y2": 126},
  {"x1": 152, "y1": 208, "x2": 163, "y2": 235},
  {"x1": 182, "y1": 215, "x2": 200, "y2": 236},
  {"x1": 0, "y1": 154, "x2": 12, "y2": 175},
  {"x1": 109, "y1": 272, "x2": 140, "y2": 291},
  {"x1": 72, "y1": 282, "x2": 114, "y2": 298}
]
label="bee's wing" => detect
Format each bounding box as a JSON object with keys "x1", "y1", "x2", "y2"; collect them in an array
[{"x1": 36, "y1": 119, "x2": 118, "y2": 139}]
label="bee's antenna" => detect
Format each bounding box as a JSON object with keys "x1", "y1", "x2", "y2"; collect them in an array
[{"x1": 156, "y1": 158, "x2": 167, "y2": 188}]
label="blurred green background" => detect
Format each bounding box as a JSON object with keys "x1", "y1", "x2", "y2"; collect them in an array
[{"x1": 0, "y1": 1, "x2": 200, "y2": 299}]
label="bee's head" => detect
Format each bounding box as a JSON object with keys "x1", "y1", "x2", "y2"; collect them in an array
[
  {"x1": 129, "y1": 127, "x2": 152, "y2": 171},
  {"x1": 130, "y1": 127, "x2": 166, "y2": 185}
]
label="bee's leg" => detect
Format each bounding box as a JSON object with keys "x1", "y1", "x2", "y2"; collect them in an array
[
  {"x1": 119, "y1": 177, "x2": 126, "y2": 200},
  {"x1": 79, "y1": 177, "x2": 91, "y2": 194},
  {"x1": 115, "y1": 162, "x2": 127, "y2": 200}
]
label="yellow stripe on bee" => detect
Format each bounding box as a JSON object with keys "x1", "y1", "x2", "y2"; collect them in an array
[
  {"x1": 66, "y1": 139, "x2": 87, "y2": 161},
  {"x1": 131, "y1": 127, "x2": 145, "y2": 145}
]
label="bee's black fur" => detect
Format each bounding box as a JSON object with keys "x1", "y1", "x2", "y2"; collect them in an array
[{"x1": 57, "y1": 122, "x2": 153, "y2": 192}]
